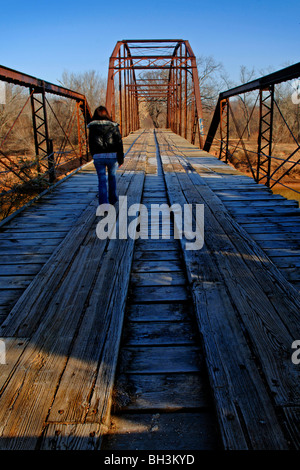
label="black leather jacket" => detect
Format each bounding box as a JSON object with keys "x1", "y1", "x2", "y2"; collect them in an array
[{"x1": 88, "y1": 120, "x2": 124, "y2": 165}]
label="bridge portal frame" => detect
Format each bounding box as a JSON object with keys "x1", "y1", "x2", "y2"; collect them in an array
[{"x1": 106, "y1": 39, "x2": 205, "y2": 148}]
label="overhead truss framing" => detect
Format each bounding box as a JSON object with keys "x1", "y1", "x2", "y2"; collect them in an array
[{"x1": 106, "y1": 39, "x2": 205, "y2": 148}]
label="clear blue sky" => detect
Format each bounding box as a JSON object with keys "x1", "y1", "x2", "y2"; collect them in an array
[{"x1": 0, "y1": 0, "x2": 299, "y2": 87}]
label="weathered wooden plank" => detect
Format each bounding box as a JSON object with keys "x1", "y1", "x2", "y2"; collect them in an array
[
  {"x1": 158, "y1": 132, "x2": 295, "y2": 449},
  {"x1": 2, "y1": 221, "x2": 74, "y2": 231},
  {"x1": 0, "y1": 256, "x2": 43, "y2": 276},
  {"x1": 31, "y1": 200, "x2": 92, "y2": 207},
  {"x1": 122, "y1": 321, "x2": 197, "y2": 346},
  {"x1": 12, "y1": 208, "x2": 84, "y2": 217},
  {"x1": 263, "y1": 248, "x2": 300, "y2": 257},
  {"x1": 0, "y1": 276, "x2": 34, "y2": 289},
  {"x1": 0, "y1": 238, "x2": 62, "y2": 248},
  {"x1": 243, "y1": 225, "x2": 300, "y2": 234},
  {"x1": 130, "y1": 271, "x2": 186, "y2": 287},
  {"x1": 0, "y1": 290, "x2": 25, "y2": 307},
  {"x1": 0, "y1": 134, "x2": 147, "y2": 449},
  {"x1": 40, "y1": 423, "x2": 104, "y2": 451},
  {"x1": 267, "y1": 256, "x2": 300, "y2": 268},
  {"x1": 40, "y1": 193, "x2": 95, "y2": 201},
  {"x1": 0, "y1": 201, "x2": 110, "y2": 333},
  {"x1": 193, "y1": 282, "x2": 289, "y2": 450},
  {"x1": 120, "y1": 345, "x2": 204, "y2": 374},
  {"x1": 101, "y1": 411, "x2": 220, "y2": 450},
  {"x1": 235, "y1": 216, "x2": 300, "y2": 225},
  {"x1": 0, "y1": 231, "x2": 68, "y2": 239},
  {"x1": 251, "y1": 239, "x2": 300, "y2": 249},
  {"x1": 31, "y1": 202, "x2": 89, "y2": 209},
  {"x1": 9, "y1": 211, "x2": 77, "y2": 220},
  {"x1": 135, "y1": 240, "x2": 178, "y2": 251},
  {"x1": 132, "y1": 260, "x2": 182, "y2": 272},
  {"x1": 0, "y1": 337, "x2": 29, "y2": 392},
  {"x1": 275, "y1": 267, "x2": 300, "y2": 282},
  {"x1": 227, "y1": 207, "x2": 300, "y2": 216},
  {"x1": 0, "y1": 243, "x2": 108, "y2": 449},
  {"x1": 215, "y1": 193, "x2": 285, "y2": 201},
  {"x1": 0, "y1": 245, "x2": 56, "y2": 255},
  {"x1": 0, "y1": 224, "x2": 71, "y2": 233},
  {"x1": 282, "y1": 407, "x2": 300, "y2": 450},
  {"x1": 134, "y1": 250, "x2": 180, "y2": 261},
  {"x1": 224, "y1": 200, "x2": 298, "y2": 208},
  {"x1": 113, "y1": 373, "x2": 211, "y2": 411},
  {"x1": 43, "y1": 171, "x2": 146, "y2": 430},
  {"x1": 130, "y1": 285, "x2": 188, "y2": 303},
  {"x1": 174, "y1": 153, "x2": 300, "y2": 405},
  {"x1": 250, "y1": 232, "x2": 300, "y2": 241},
  {"x1": 126, "y1": 302, "x2": 193, "y2": 323}
]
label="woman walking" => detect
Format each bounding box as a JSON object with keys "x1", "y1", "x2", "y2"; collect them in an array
[{"x1": 88, "y1": 106, "x2": 124, "y2": 205}]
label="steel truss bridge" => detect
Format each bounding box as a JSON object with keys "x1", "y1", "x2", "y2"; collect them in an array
[
  {"x1": 0, "y1": 39, "x2": 299, "y2": 211},
  {"x1": 0, "y1": 40, "x2": 300, "y2": 451}
]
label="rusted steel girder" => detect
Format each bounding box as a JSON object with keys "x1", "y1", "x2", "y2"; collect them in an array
[
  {"x1": 0, "y1": 64, "x2": 93, "y2": 184},
  {"x1": 204, "y1": 62, "x2": 300, "y2": 153},
  {"x1": 0, "y1": 65, "x2": 92, "y2": 110},
  {"x1": 204, "y1": 62, "x2": 300, "y2": 189},
  {"x1": 105, "y1": 40, "x2": 205, "y2": 147}
]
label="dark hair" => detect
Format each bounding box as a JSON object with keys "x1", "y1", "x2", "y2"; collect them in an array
[{"x1": 92, "y1": 106, "x2": 112, "y2": 121}]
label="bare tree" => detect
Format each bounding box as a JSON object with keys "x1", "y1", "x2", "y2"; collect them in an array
[
  {"x1": 0, "y1": 83, "x2": 33, "y2": 154},
  {"x1": 197, "y1": 55, "x2": 224, "y2": 113},
  {"x1": 238, "y1": 65, "x2": 257, "y2": 139},
  {"x1": 58, "y1": 70, "x2": 107, "y2": 111}
]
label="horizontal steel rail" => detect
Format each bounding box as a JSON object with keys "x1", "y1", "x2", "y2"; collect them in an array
[
  {"x1": 0, "y1": 65, "x2": 93, "y2": 121},
  {"x1": 203, "y1": 62, "x2": 300, "y2": 192},
  {"x1": 204, "y1": 62, "x2": 300, "y2": 152},
  {"x1": 0, "y1": 65, "x2": 94, "y2": 219}
]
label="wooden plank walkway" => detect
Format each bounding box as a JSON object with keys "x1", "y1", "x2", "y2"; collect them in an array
[
  {"x1": 154, "y1": 130, "x2": 300, "y2": 449},
  {"x1": 101, "y1": 133, "x2": 220, "y2": 451},
  {"x1": 0, "y1": 131, "x2": 144, "y2": 324},
  {"x1": 0, "y1": 128, "x2": 299, "y2": 450}
]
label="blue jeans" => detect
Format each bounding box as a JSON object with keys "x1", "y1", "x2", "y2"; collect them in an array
[{"x1": 93, "y1": 153, "x2": 118, "y2": 204}]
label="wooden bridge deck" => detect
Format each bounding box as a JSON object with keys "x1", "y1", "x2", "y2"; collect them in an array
[{"x1": 0, "y1": 129, "x2": 300, "y2": 450}]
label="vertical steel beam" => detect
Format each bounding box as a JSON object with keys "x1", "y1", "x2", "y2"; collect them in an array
[
  {"x1": 47, "y1": 139, "x2": 55, "y2": 183},
  {"x1": 179, "y1": 43, "x2": 183, "y2": 136},
  {"x1": 184, "y1": 48, "x2": 188, "y2": 139},
  {"x1": 219, "y1": 99, "x2": 230, "y2": 163},
  {"x1": 30, "y1": 86, "x2": 50, "y2": 174},
  {"x1": 76, "y1": 100, "x2": 88, "y2": 165},
  {"x1": 186, "y1": 41, "x2": 205, "y2": 148},
  {"x1": 118, "y1": 51, "x2": 123, "y2": 135},
  {"x1": 257, "y1": 85, "x2": 274, "y2": 186}
]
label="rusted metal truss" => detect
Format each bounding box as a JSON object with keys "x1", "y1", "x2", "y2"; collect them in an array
[
  {"x1": 106, "y1": 40, "x2": 205, "y2": 148},
  {"x1": 204, "y1": 62, "x2": 300, "y2": 189},
  {"x1": 0, "y1": 65, "x2": 92, "y2": 187}
]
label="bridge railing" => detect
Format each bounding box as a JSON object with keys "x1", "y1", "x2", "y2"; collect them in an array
[
  {"x1": 204, "y1": 63, "x2": 300, "y2": 194},
  {"x1": 0, "y1": 65, "x2": 92, "y2": 219}
]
